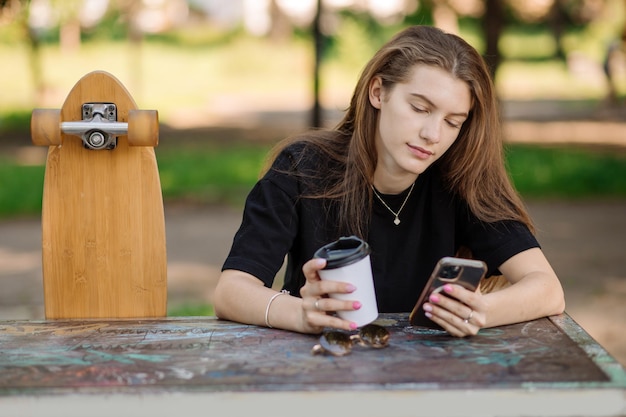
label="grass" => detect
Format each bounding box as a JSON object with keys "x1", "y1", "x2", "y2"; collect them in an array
[
  {"x1": 156, "y1": 143, "x2": 272, "y2": 206},
  {"x1": 168, "y1": 303, "x2": 215, "y2": 317},
  {"x1": 0, "y1": 159, "x2": 45, "y2": 218},
  {"x1": 0, "y1": 142, "x2": 272, "y2": 219},
  {"x1": 506, "y1": 145, "x2": 626, "y2": 198},
  {"x1": 0, "y1": 142, "x2": 624, "y2": 220}
]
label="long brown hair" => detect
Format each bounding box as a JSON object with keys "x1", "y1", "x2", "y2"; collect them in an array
[{"x1": 264, "y1": 25, "x2": 533, "y2": 238}]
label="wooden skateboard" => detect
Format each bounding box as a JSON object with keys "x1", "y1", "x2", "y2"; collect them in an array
[{"x1": 31, "y1": 70, "x2": 167, "y2": 319}]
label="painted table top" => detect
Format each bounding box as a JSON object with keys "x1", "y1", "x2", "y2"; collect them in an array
[{"x1": 0, "y1": 313, "x2": 624, "y2": 417}]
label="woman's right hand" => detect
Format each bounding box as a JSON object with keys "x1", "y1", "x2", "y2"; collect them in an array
[{"x1": 299, "y1": 258, "x2": 360, "y2": 333}]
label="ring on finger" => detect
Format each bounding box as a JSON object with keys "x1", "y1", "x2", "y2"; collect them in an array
[
  {"x1": 314, "y1": 299, "x2": 322, "y2": 311},
  {"x1": 463, "y1": 309, "x2": 474, "y2": 324}
]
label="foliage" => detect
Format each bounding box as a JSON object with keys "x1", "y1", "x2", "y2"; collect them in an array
[{"x1": 499, "y1": 26, "x2": 559, "y2": 61}]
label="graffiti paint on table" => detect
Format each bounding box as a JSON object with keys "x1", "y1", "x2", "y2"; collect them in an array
[{"x1": 0, "y1": 314, "x2": 614, "y2": 393}]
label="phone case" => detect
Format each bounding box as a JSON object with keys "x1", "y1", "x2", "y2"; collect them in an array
[{"x1": 409, "y1": 257, "x2": 487, "y2": 329}]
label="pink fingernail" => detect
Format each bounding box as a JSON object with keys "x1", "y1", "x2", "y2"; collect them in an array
[
  {"x1": 346, "y1": 284, "x2": 356, "y2": 292},
  {"x1": 429, "y1": 294, "x2": 440, "y2": 303},
  {"x1": 425, "y1": 312, "x2": 432, "y2": 318},
  {"x1": 423, "y1": 304, "x2": 432, "y2": 312},
  {"x1": 352, "y1": 301, "x2": 362, "y2": 310},
  {"x1": 350, "y1": 322, "x2": 358, "y2": 330},
  {"x1": 443, "y1": 284, "x2": 453, "y2": 293}
]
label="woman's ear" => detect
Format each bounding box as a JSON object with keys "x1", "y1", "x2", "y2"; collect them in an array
[{"x1": 369, "y1": 76, "x2": 383, "y2": 109}]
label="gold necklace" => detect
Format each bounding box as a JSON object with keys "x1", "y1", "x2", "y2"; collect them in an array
[{"x1": 371, "y1": 182, "x2": 415, "y2": 226}]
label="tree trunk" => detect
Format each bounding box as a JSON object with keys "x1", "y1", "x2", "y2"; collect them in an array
[{"x1": 483, "y1": 0, "x2": 504, "y2": 79}]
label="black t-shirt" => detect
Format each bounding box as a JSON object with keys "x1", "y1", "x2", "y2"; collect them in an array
[{"x1": 222, "y1": 142, "x2": 539, "y2": 313}]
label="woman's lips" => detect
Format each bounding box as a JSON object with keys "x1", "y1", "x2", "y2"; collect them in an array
[{"x1": 408, "y1": 144, "x2": 433, "y2": 160}]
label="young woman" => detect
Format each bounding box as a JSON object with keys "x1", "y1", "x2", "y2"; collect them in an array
[{"x1": 214, "y1": 25, "x2": 565, "y2": 337}]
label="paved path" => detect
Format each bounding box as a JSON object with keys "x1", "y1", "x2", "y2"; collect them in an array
[{"x1": 1, "y1": 200, "x2": 625, "y2": 366}]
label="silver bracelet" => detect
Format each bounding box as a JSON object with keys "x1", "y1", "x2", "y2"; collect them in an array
[{"x1": 264, "y1": 290, "x2": 289, "y2": 328}]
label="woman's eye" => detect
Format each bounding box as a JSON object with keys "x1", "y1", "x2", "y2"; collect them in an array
[
  {"x1": 411, "y1": 105, "x2": 428, "y2": 113},
  {"x1": 446, "y1": 120, "x2": 462, "y2": 129}
]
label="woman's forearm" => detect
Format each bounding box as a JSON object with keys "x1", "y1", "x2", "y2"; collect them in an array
[
  {"x1": 214, "y1": 270, "x2": 307, "y2": 332},
  {"x1": 483, "y1": 249, "x2": 565, "y2": 328}
]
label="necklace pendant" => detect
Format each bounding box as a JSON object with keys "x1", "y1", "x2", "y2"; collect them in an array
[{"x1": 372, "y1": 181, "x2": 415, "y2": 228}]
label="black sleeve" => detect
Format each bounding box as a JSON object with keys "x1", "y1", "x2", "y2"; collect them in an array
[
  {"x1": 457, "y1": 204, "x2": 540, "y2": 277},
  {"x1": 221, "y1": 149, "x2": 301, "y2": 287}
]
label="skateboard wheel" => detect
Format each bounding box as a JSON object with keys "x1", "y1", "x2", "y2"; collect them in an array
[
  {"x1": 128, "y1": 110, "x2": 158, "y2": 147},
  {"x1": 31, "y1": 109, "x2": 62, "y2": 146}
]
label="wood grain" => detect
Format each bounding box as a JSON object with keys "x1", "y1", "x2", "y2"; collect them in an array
[{"x1": 33, "y1": 71, "x2": 167, "y2": 318}]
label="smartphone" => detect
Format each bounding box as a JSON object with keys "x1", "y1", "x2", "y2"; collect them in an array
[{"x1": 409, "y1": 257, "x2": 487, "y2": 329}]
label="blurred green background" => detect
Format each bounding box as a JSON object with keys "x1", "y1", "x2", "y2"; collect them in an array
[
  {"x1": 1, "y1": 0, "x2": 625, "y2": 317},
  {"x1": 1, "y1": 0, "x2": 625, "y2": 216}
]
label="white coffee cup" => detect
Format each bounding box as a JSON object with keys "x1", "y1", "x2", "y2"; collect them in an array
[{"x1": 313, "y1": 236, "x2": 379, "y2": 327}]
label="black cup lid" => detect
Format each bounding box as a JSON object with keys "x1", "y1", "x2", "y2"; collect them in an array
[{"x1": 313, "y1": 236, "x2": 371, "y2": 270}]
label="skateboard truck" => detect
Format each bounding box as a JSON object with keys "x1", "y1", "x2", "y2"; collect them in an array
[{"x1": 60, "y1": 103, "x2": 127, "y2": 150}]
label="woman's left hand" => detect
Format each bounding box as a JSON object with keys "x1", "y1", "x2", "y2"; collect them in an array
[{"x1": 422, "y1": 284, "x2": 486, "y2": 337}]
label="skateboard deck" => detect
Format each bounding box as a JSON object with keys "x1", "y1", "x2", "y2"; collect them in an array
[{"x1": 31, "y1": 71, "x2": 167, "y2": 319}]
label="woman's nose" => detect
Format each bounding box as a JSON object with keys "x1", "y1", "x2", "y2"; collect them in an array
[{"x1": 419, "y1": 117, "x2": 441, "y2": 143}]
